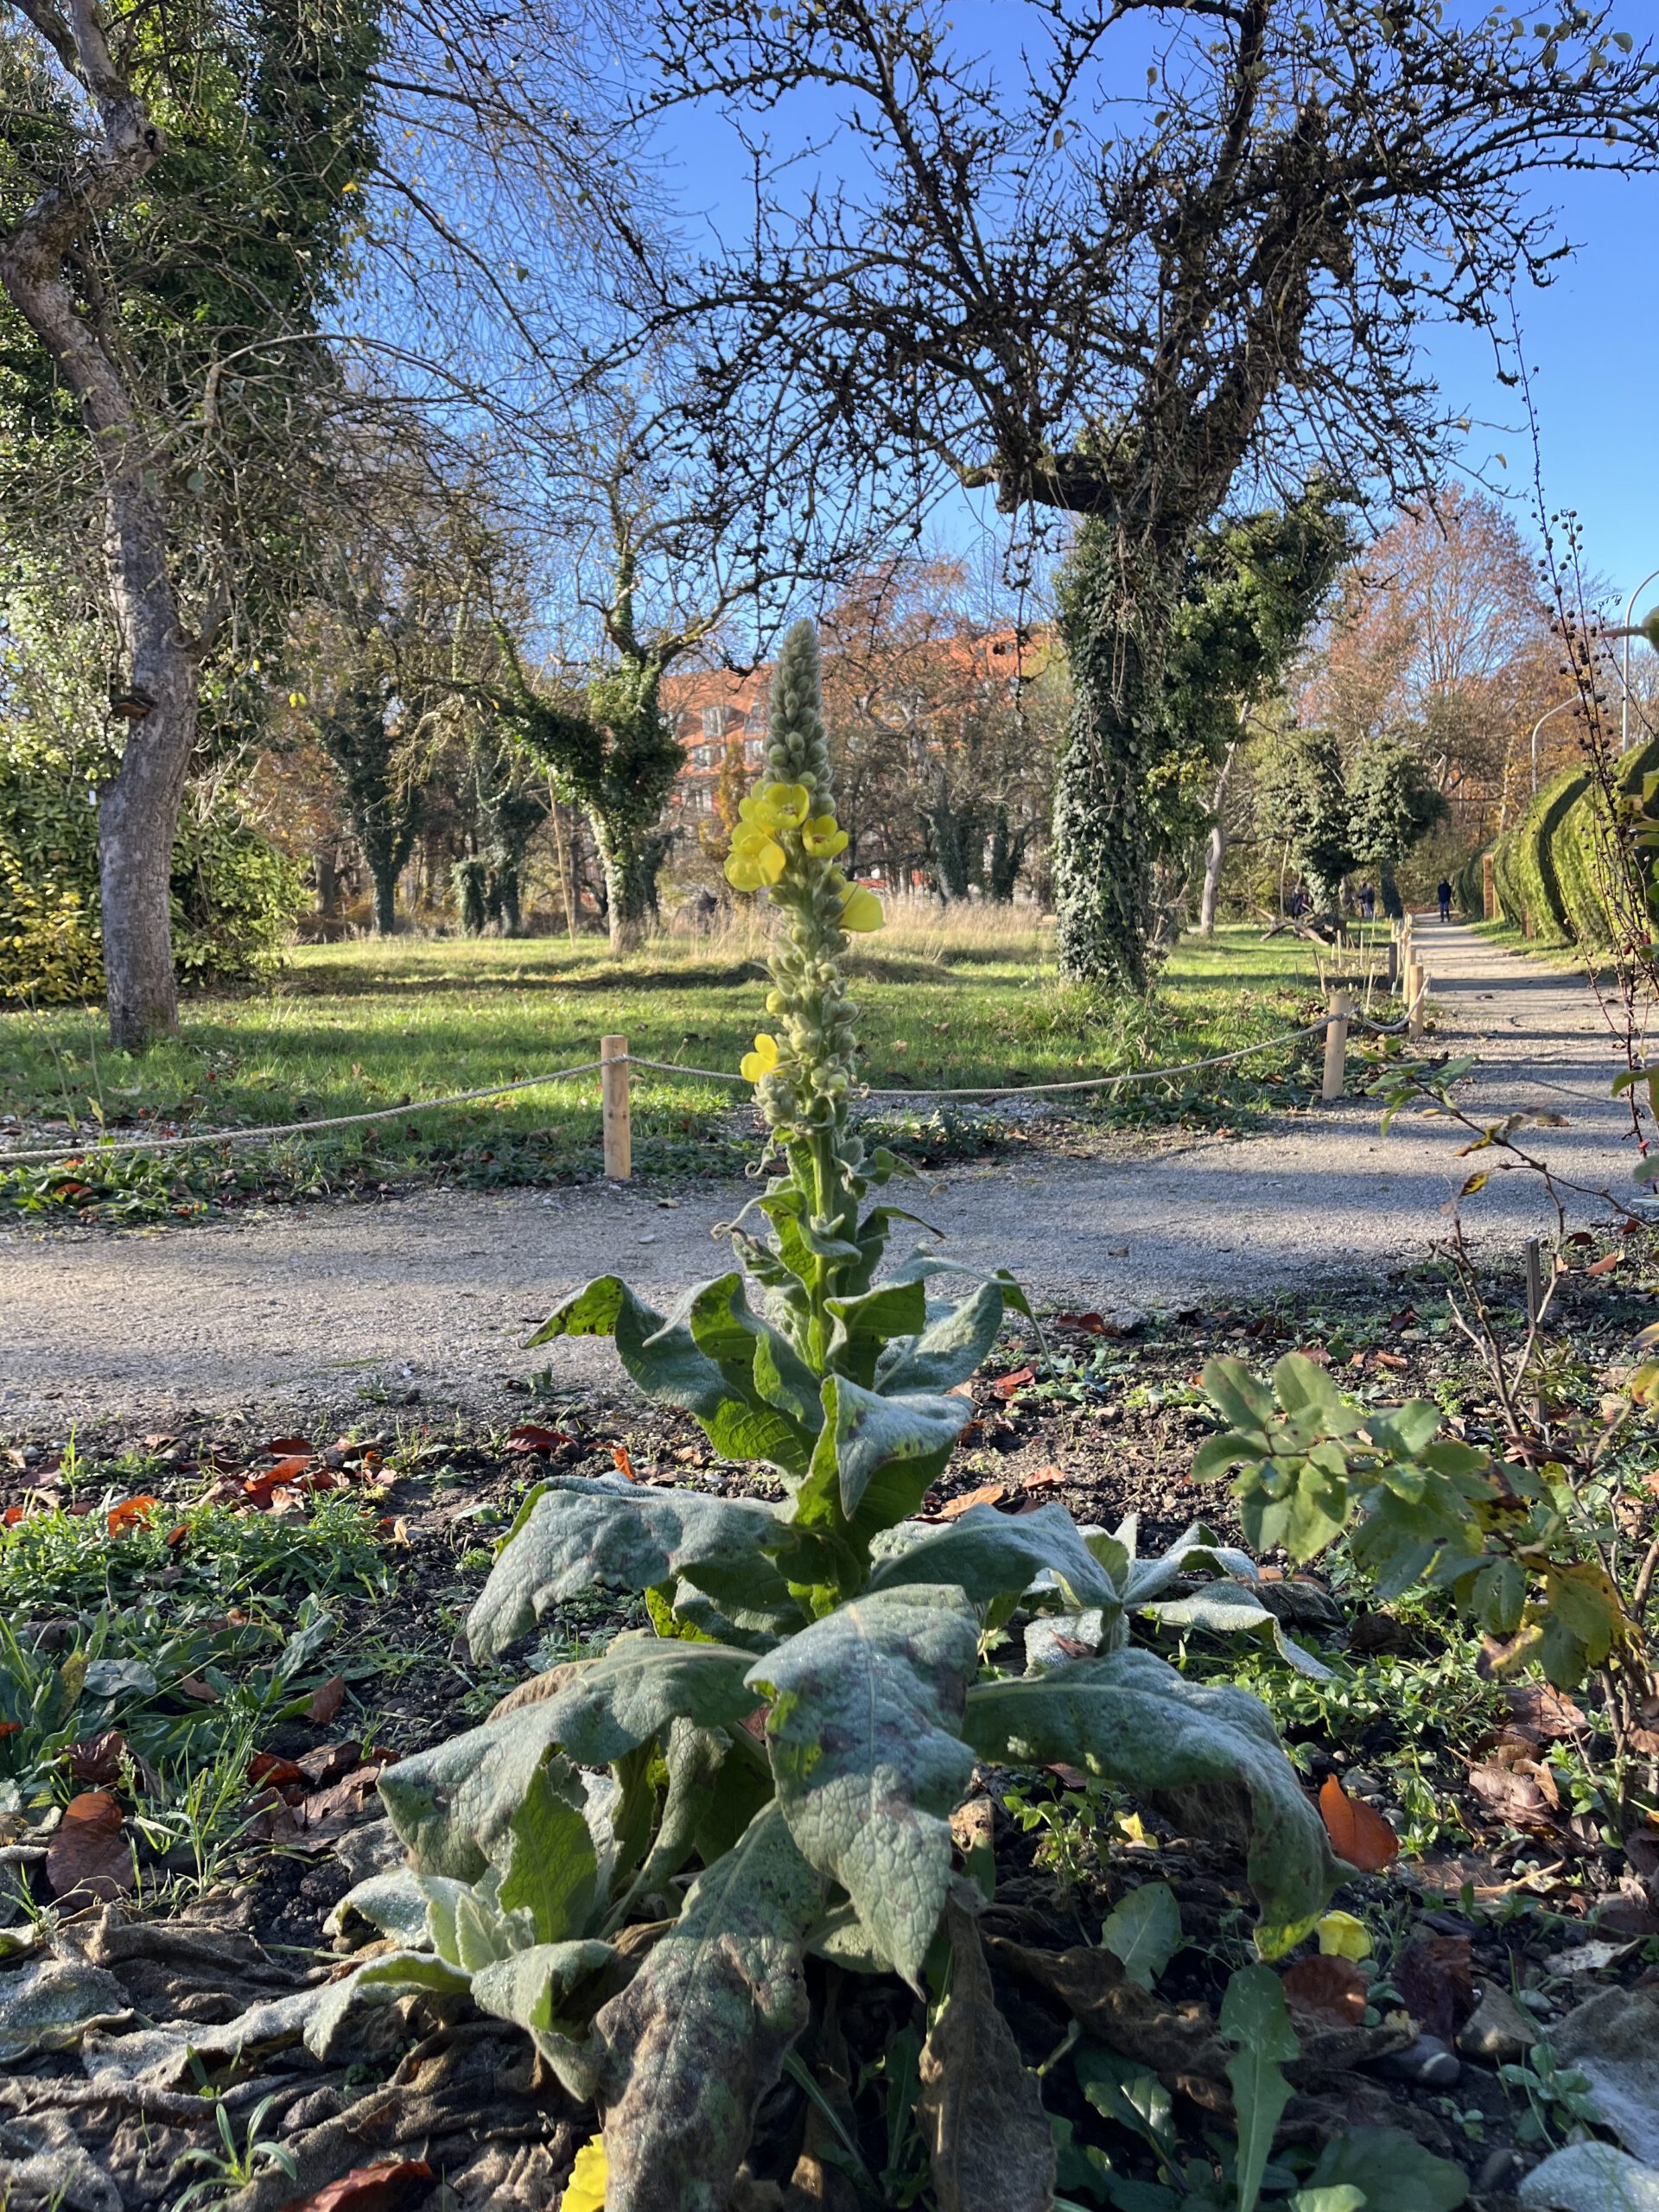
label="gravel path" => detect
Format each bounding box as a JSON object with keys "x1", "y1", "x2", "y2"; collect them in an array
[{"x1": 3, "y1": 923, "x2": 1649, "y2": 1432}]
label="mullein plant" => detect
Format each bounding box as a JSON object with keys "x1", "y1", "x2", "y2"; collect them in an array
[{"x1": 333, "y1": 622, "x2": 1342, "y2": 2212}]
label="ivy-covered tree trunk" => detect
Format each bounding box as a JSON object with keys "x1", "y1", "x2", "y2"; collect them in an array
[
  {"x1": 369, "y1": 854, "x2": 399, "y2": 936},
  {"x1": 594, "y1": 819, "x2": 669, "y2": 953},
  {"x1": 1052, "y1": 530, "x2": 1174, "y2": 991}
]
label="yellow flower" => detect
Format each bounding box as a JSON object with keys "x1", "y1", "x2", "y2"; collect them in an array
[
  {"x1": 839, "y1": 886, "x2": 885, "y2": 932},
  {"x1": 740, "y1": 1032, "x2": 779, "y2": 1083},
  {"x1": 749, "y1": 780, "x2": 811, "y2": 830},
  {"x1": 560, "y1": 2136, "x2": 607, "y2": 2212},
  {"x1": 725, "y1": 827, "x2": 786, "y2": 892},
  {"x1": 801, "y1": 813, "x2": 849, "y2": 859},
  {"x1": 1315, "y1": 1910, "x2": 1370, "y2": 1961}
]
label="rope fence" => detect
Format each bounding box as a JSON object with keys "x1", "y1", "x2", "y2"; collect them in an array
[{"x1": 2, "y1": 927, "x2": 1434, "y2": 1180}]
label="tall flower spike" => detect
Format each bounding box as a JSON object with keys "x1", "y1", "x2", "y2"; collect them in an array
[{"x1": 765, "y1": 621, "x2": 834, "y2": 814}]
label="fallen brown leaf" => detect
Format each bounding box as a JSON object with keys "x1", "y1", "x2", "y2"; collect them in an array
[
  {"x1": 918, "y1": 1894, "x2": 1054, "y2": 2212},
  {"x1": 1394, "y1": 1932, "x2": 1474, "y2": 2043},
  {"x1": 46, "y1": 1789, "x2": 134, "y2": 1904},
  {"x1": 303, "y1": 1674, "x2": 346, "y2": 1726},
  {"x1": 276, "y1": 2158, "x2": 434, "y2": 2212},
  {"x1": 1282, "y1": 1955, "x2": 1367, "y2": 2028}
]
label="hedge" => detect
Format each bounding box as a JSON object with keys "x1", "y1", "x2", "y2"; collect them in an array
[{"x1": 1488, "y1": 734, "x2": 1659, "y2": 945}]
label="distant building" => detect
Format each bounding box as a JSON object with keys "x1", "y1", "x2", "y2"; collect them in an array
[{"x1": 659, "y1": 626, "x2": 1049, "y2": 844}]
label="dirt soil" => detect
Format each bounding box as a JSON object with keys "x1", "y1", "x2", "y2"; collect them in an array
[{"x1": 3, "y1": 924, "x2": 1649, "y2": 1435}]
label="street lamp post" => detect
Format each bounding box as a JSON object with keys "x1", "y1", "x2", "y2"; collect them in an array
[{"x1": 1530, "y1": 697, "x2": 1578, "y2": 800}]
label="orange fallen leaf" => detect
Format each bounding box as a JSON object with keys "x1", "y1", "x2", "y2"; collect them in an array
[
  {"x1": 1318, "y1": 1776, "x2": 1400, "y2": 1872},
  {"x1": 611, "y1": 1444, "x2": 638, "y2": 1482},
  {"x1": 929, "y1": 1482, "x2": 1010, "y2": 1521},
  {"x1": 1586, "y1": 1252, "x2": 1622, "y2": 1277},
  {"x1": 1372, "y1": 1350, "x2": 1409, "y2": 1372},
  {"x1": 1020, "y1": 1465, "x2": 1066, "y2": 1492},
  {"x1": 264, "y1": 1437, "x2": 315, "y2": 1457},
  {"x1": 990, "y1": 1366, "x2": 1035, "y2": 1402},
  {"x1": 105, "y1": 1496, "x2": 157, "y2": 1535}
]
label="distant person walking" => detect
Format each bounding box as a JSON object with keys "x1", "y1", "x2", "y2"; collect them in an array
[
  {"x1": 1437, "y1": 877, "x2": 1452, "y2": 923},
  {"x1": 1358, "y1": 881, "x2": 1376, "y2": 922}
]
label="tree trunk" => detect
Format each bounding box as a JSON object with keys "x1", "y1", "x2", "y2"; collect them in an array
[
  {"x1": 593, "y1": 812, "x2": 662, "y2": 954},
  {"x1": 1051, "y1": 535, "x2": 1170, "y2": 992},
  {"x1": 372, "y1": 861, "x2": 398, "y2": 936},
  {"x1": 316, "y1": 839, "x2": 340, "y2": 918},
  {"x1": 1198, "y1": 819, "x2": 1225, "y2": 937},
  {"x1": 0, "y1": 33, "x2": 194, "y2": 1052}
]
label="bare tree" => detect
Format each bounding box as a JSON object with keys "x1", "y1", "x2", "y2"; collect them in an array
[{"x1": 641, "y1": 0, "x2": 1659, "y2": 985}]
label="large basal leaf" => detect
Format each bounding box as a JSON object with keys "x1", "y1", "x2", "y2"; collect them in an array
[
  {"x1": 963, "y1": 1649, "x2": 1339, "y2": 1958},
  {"x1": 874, "y1": 1278, "x2": 1008, "y2": 1396},
  {"x1": 1121, "y1": 1519, "x2": 1259, "y2": 1604},
  {"x1": 467, "y1": 1478, "x2": 794, "y2": 1662},
  {"x1": 591, "y1": 1803, "x2": 826, "y2": 2212},
  {"x1": 379, "y1": 1641, "x2": 758, "y2": 1877},
  {"x1": 527, "y1": 1274, "x2": 816, "y2": 1475},
  {"x1": 747, "y1": 1584, "x2": 978, "y2": 1988},
  {"x1": 868, "y1": 1500, "x2": 1121, "y2": 1613}
]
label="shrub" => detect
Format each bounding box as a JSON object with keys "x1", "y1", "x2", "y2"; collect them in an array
[
  {"x1": 327, "y1": 624, "x2": 1341, "y2": 2212},
  {"x1": 0, "y1": 754, "x2": 305, "y2": 1004}
]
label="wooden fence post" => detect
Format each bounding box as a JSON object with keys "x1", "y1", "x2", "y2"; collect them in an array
[
  {"x1": 1408, "y1": 963, "x2": 1427, "y2": 1038},
  {"x1": 1322, "y1": 991, "x2": 1353, "y2": 1103},
  {"x1": 601, "y1": 1033, "x2": 631, "y2": 1180}
]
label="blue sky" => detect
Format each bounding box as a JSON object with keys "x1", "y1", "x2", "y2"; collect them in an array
[{"x1": 645, "y1": 7, "x2": 1659, "y2": 620}]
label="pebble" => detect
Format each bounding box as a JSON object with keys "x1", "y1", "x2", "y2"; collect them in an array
[
  {"x1": 1374, "y1": 2032, "x2": 1461, "y2": 2088},
  {"x1": 1458, "y1": 1985, "x2": 1541, "y2": 2063}
]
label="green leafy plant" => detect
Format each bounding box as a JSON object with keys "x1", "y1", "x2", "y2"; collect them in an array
[
  {"x1": 1498, "y1": 2038, "x2": 1604, "y2": 2150},
  {"x1": 171, "y1": 2093, "x2": 299, "y2": 2208},
  {"x1": 1193, "y1": 1352, "x2": 1637, "y2": 1689},
  {"x1": 340, "y1": 624, "x2": 1340, "y2": 2212}
]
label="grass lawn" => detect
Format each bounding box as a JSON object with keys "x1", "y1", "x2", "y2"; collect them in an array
[{"x1": 1, "y1": 907, "x2": 1341, "y2": 1223}]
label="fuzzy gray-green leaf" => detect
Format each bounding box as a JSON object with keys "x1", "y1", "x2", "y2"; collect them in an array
[
  {"x1": 379, "y1": 1641, "x2": 758, "y2": 1877},
  {"x1": 963, "y1": 1649, "x2": 1339, "y2": 1957},
  {"x1": 813, "y1": 1373, "x2": 972, "y2": 1524},
  {"x1": 467, "y1": 1478, "x2": 793, "y2": 1661},
  {"x1": 749, "y1": 1584, "x2": 978, "y2": 1988},
  {"x1": 874, "y1": 1278, "x2": 1007, "y2": 1395},
  {"x1": 868, "y1": 1500, "x2": 1121, "y2": 1612},
  {"x1": 593, "y1": 1803, "x2": 825, "y2": 2212}
]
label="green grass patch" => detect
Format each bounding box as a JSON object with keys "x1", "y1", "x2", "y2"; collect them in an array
[
  {"x1": 0, "y1": 1489, "x2": 391, "y2": 1617},
  {"x1": 0, "y1": 918, "x2": 1330, "y2": 1222}
]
